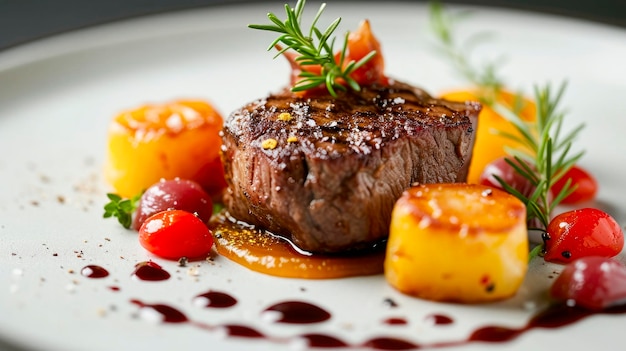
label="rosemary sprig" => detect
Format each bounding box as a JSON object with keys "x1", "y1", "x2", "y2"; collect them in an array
[
  {"x1": 428, "y1": 1, "x2": 586, "y2": 261},
  {"x1": 249, "y1": 0, "x2": 376, "y2": 97},
  {"x1": 429, "y1": 0, "x2": 504, "y2": 105},
  {"x1": 493, "y1": 82, "x2": 584, "y2": 230}
]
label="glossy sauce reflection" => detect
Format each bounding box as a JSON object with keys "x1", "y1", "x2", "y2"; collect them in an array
[{"x1": 210, "y1": 213, "x2": 385, "y2": 279}]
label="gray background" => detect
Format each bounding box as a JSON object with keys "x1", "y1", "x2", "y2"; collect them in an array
[{"x1": 1, "y1": 0, "x2": 626, "y2": 51}]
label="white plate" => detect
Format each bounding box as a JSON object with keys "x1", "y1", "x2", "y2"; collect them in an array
[{"x1": 1, "y1": 2, "x2": 625, "y2": 351}]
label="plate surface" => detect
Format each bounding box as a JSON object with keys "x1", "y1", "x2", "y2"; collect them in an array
[{"x1": 1, "y1": 2, "x2": 625, "y2": 351}]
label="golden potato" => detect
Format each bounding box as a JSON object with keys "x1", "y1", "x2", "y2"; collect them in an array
[
  {"x1": 440, "y1": 90, "x2": 535, "y2": 184},
  {"x1": 104, "y1": 99, "x2": 227, "y2": 199},
  {"x1": 384, "y1": 183, "x2": 528, "y2": 303}
]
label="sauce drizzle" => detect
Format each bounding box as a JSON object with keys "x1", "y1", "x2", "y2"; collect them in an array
[
  {"x1": 130, "y1": 299, "x2": 188, "y2": 323},
  {"x1": 425, "y1": 314, "x2": 454, "y2": 326},
  {"x1": 193, "y1": 290, "x2": 237, "y2": 308},
  {"x1": 128, "y1": 294, "x2": 626, "y2": 350},
  {"x1": 468, "y1": 303, "x2": 626, "y2": 343},
  {"x1": 131, "y1": 261, "x2": 170, "y2": 281},
  {"x1": 263, "y1": 301, "x2": 331, "y2": 324},
  {"x1": 80, "y1": 265, "x2": 109, "y2": 278}
]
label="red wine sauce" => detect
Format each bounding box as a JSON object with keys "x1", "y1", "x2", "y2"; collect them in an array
[
  {"x1": 468, "y1": 303, "x2": 626, "y2": 343},
  {"x1": 383, "y1": 317, "x2": 408, "y2": 325},
  {"x1": 362, "y1": 336, "x2": 420, "y2": 350},
  {"x1": 80, "y1": 265, "x2": 109, "y2": 278},
  {"x1": 263, "y1": 300, "x2": 331, "y2": 324},
  {"x1": 128, "y1": 292, "x2": 626, "y2": 350},
  {"x1": 130, "y1": 299, "x2": 188, "y2": 323},
  {"x1": 299, "y1": 333, "x2": 350, "y2": 348},
  {"x1": 220, "y1": 325, "x2": 264, "y2": 338},
  {"x1": 131, "y1": 261, "x2": 170, "y2": 281},
  {"x1": 194, "y1": 290, "x2": 237, "y2": 308},
  {"x1": 425, "y1": 314, "x2": 454, "y2": 326}
]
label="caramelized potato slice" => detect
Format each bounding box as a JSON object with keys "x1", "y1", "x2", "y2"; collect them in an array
[
  {"x1": 384, "y1": 183, "x2": 528, "y2": 303},
  {"x1": 440, "y1": 90, "x2": 536, "y2": 184},
  {"x1": 104, "y1": 100, "x2": 226, "y2": 199}
]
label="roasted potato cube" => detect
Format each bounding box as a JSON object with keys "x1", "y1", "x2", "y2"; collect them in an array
[
  {"x1": 384, "y1": 183, "x2": 528, "y2": 303},
  {"x1": 104, "y1": 100, "x2": 226, "y2": 199}
]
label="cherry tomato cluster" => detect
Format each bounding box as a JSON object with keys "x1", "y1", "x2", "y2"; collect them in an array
[
  {"x1": 479, "y1": 157, "x2": 624, "y2": 264},
  {"x1": 479, "y1": 158, "x2": 597, "y2": 205},
  {"x1": 134, "y1": 178, "x2": 215, "y2": 260}
]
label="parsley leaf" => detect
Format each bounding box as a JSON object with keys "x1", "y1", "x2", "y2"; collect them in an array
[{"x1": 103, "y1": 192, "x2": 142, "y2": 229}]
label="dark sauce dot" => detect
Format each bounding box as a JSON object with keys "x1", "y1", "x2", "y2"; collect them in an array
[
  {"x1": 263, "y1": 301, "x2": 331, "y2": 324},
  {"x1": 221, "y1": 324, "x2": 264, "y2": 338},
  {"x1": 299, "y1": 333, "x2": 349, "y2": 348},
  {"x1": 383, "y1": 317, "x2": 407, "y2": 325},
  {"x1": 194, "y1": 291, "x2": 237, "y2": 308},
  {"x1": 80, "y1": 265, "x2": 109, "y2": 278},
  {"x1": 130, "y1": 299, "x2": 188, "y2": 323},
  {"x1": 425, "y1": 314, "x2": 454, "y2": 325},
  {"x1": 362, "y1": 336, "x2": 419, "y2": 350},
  {"x1": 131, "y1": 261, "x2": 170, "y2": 281},
  {"x1": 485, "y1": 283, "x2": 496, "y2": 293},
  {"x1": 469, "y1": 325, "x2": 521, "y2": 342},
  {"x1": 561, "y1": 251, "x2": 572, "y2": 259},
  {"x1": 541, "y1": 232, "x2": 551, "y2": 241}
]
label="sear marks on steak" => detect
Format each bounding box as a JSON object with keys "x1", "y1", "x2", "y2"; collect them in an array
[{"x1": 220, "y1": 80, "x2": 481, "y2": 253}]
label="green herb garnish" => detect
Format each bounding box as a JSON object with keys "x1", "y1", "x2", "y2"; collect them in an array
[
  {"x1": 212, "y1": 202, "x2": 224, "y2": 215},
  {"x1": 103, "y1": 192, "x2": 142, "y2": 229},
  {"x1": 429, "y1": 0, "x2": 504, "y2": 105},
  {"x1": 494, "y1": 83, "x2": 584, "y2": 262},
  {"x1": 493, "y1": 82, "x2": 584, "y2": 230},
  {"x1": 429, "y1": 1, "x2": 585, "y2": 261},
  {"x1": 248, "y1": 0, "x2": 376, "y2": 97}
]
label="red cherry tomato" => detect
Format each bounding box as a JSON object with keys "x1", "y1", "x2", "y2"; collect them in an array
[
  {"x1": 544, "y1": 208, "x2": 624, "y2": 264},
  {"x1": 341, "y1": 19, "x2": 386, "y2": 85},
  {"x1": 550, "y1": 256, "x2": 626, "y2": 310},
  {"x1": 139, "y1": 210, "x2": 214, "y2": 260},
  {"x1": 479, "y1": 156, "x2": 536, "y2": 197},
  {"x1": 132, "y1": 178, "x2": 213, "y2": 230},
  {"x1": 551, "y1": 165, "x2": 598, "y2": 204},
  {"x1": 283, "y1": 19, "x2": 386, "y2": 94}
]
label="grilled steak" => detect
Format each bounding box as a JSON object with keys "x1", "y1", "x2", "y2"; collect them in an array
[{"x1": 221, "y1": 81, "x2": 481, "y2": 253}]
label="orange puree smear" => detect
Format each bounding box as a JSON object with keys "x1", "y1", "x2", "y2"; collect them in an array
[{"x1": 210, "y1": 214, "x2": 385, "y2": 279}]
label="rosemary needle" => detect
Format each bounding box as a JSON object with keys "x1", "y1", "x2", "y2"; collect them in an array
[
  {"x1": 248, "y1": 0, "x2": 376, "y2": 97},
  {"x1": 428, "y1": 1, "x2": 585, "y2": 255},
  {"x1": 493, "y1": 82, "x2": 584, "y2": 230},
  {"x1": 429, "y1": 0, "x2": 504, "y2": 105}
]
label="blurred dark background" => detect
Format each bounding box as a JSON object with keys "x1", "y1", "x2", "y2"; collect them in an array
[{"x1": 1, "y1": 0, "x2": 626, "y2": 51}]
